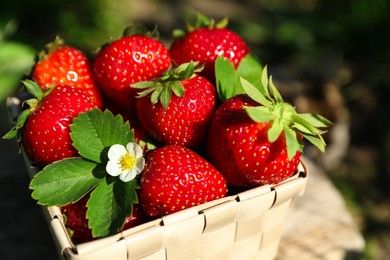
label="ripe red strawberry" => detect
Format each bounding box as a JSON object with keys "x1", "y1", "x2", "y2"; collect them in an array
[
  {"x1": 62, "y1": 195, "x2": 146, "y2": 244},
  {"x1": 32, "y1": 37, "x2": 103, "y2": 107},
  {"x1": 133, "y1": 62, "x2": 217, "y2": 149},
  {"x1": 139, "y1": 145, "x2": 227, "y2": 217},
  {"x1": 170, "y1": 14, "x2": 249, "y2": 83},
  {"x1": 17, "y1": 80, "x2": 101, "y2": 168},
  {"x1": 93, "y1": 25, "x2": 172, "y2": 111},
  {"x1": 206, "y1": 68, "x2": 331, "y2": 187}
]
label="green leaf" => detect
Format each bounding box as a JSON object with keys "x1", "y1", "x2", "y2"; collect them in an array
[
  {"x1": 24, "y1": 98, "x2": 38, "y2": 109},
  {"x1": 284, "y1": 128, "x2": 303, "y2": 160},
  {"x1": 268, "y1": 120, "x2": 284, "y2": 143},
  {"x1": 301, "y1": 132, "x2": 326, "y2": 153},
  {"x1": 2, "y1": 127, "x2": 18, "y2": 139},
  {"x1": 135, "y1": 86, "x2": 156, "y2": 98},
  {"x1": 87, "y1": 178, "x2": 138, "y2": 237},
  {"x1": 150, "y1": 84, "x2": 163, "y2": 104},
  {"x1": 131, "y1": 81, "x2": 156, "y2": 90},
  {"x1": 297, "y1": 113, "x2": 333, "y2": 128},
  {"x1": 261, "y1": 65, "x2": 269, "y2": 94},
  {"x1": 70, "y1": 109, "x2": 134, "y2": 164},
  {"x1": 261, "y1": 66, "x2": 269, "y2": 93},
  {"x1": 237, "y1": 54, "x2": 263, "y2": 89},
  {"x1": 180, "y1": 61, "x2": 195, "y2": 79},
  {"x1": 215, "y1": 56, "x2": 242, "y2": 102},
  {"x1": 170, "y1": 81, "x2": 185, "y2": 97},
  {"x1": 22, "y1": 80, "x2": 43, "y2": 100},
  {"x1": 30, "y1": 158, "x2": 106, "y2": 206},
  {"x1": 159, "y1": 85, "x2": 172, "y2": 109},
  {"x1": 215, "y1": 55, "x2": 264, "y2": 102},
  {"x1": 244, "y1": 106, "x2": 275, "y2": 123},
  {"x1": 292, "y1": 114, "x2": 323, "y2": 136},
  {"x1": 2, "y1": 109, "x2": 31, "y2": 139},
  {"x1": 268, "y1": 76, "x2": 283, "y2": 102},
  {"x1": 294, "y1": 123, "x2": 328, "y2": 135},
  {"x1": 240, "y1": 77, "x2": 272, "y2": 107}
]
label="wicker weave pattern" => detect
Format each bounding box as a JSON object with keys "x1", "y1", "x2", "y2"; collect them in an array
[{"x1": 41, "y1": 163, "x2": 308, "y2": 260}]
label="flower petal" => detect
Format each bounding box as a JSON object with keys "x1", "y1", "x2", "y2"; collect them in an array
[
  {"x1": 126, "y1": 142, "x2": 143, "y2": 158},
  {"x1": 135, "y1": 157, "x2": 145, "y2": 173},
  {"x1": 119, "y1": 169, "x2": 137, "y2": 182},
  {"x1": 106, "y1": 160, "x2": 122, "y2": 177},
  {"x1": 108, "y1": 144, "x2": 127, "y2": 161}
]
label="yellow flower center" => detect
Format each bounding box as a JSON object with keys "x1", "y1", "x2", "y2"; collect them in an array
[{"x1": 119, "y1": 153, "x2": 136, "y2": 170}]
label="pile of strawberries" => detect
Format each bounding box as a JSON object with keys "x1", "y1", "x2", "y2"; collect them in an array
[{"x1": 5, "y1": 14, "x2": 330, "y2": 244}]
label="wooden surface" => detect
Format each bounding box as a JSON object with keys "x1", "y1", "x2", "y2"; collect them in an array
[
  {"x1": 279, "y1": 158, "x2": 365, "y2": 259},
  {"x1": 0, "y1": 102, "x2": 365, "y2": 260}
]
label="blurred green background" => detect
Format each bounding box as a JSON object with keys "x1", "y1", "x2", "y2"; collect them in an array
[{"x1": 1, "y1": 0, "x2": 389, "y2": 258}]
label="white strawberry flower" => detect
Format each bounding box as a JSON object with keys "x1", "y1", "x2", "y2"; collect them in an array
[{"x1": 106, "y1": 142, "x2": 145, "y2": 182}]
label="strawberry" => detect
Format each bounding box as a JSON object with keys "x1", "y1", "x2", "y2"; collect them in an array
[
  {"x1": 4, "y1": 80, "x2": 101, "y2": 168},
  {"x1": 62, "y1": 194, "x2": 146, "y2": 244},
  {"x1": 139, "y1": 145, "x2": 227, "y2": 217},
  {"x1": 133, "y1": 62, "x2": 217, "y2": 149},
  {"x1": 206, "y1": 68, "x2": 331, "y2": 187},
  {"x1": 170, "y1": 14, "x2": 249, "y2": 83},
  {"x1": 93, "y1": 25, "x2": 172, "y2": 111},
  {"x1": 32, "y1": 37, "x2": 103, "y2": 107}
]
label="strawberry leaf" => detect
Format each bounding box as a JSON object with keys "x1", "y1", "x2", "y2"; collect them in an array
[
  {"x1": 261, "y1": 66, "x2": 269, "y2": 95},
  {"x1": 87, "y1": 177, "x2": 138, "y2": 238},
  {"x1": 2, "y1": 109, "x2": 30, "y2": 139},
  {"x1": 240, "y1": 77, "x2": 272, "y2": 107},
  {"x1": 22, "y1": 79, "x2": 43, "y2": 100},
  {"x1": 70, "y1": 109, "x2": 134, "y2": 164},
  {"x1": 297, "y1": 113, "x2": 333, "y2": 128},
  {"x1": 178, "y1": 61, "x2": 195, "y2": 79},
  {"x1": 215, "y1": 54, "x2": 264, "y2": 102},
  {"x1": 170, "y1": 81, "x2": 185, "y2": 97},
  {"x1": 215, "y1": 57, "x2": 241, "y2": 102},
  {"x1": 132, "y1": 81, "x2": 156, "y2": 91},
  {"x1": 244, "y1": 106, "x2": 275, "y2": 122},
  {"x1": 160, "y1": 84, "x2": 172, "y2": 109},
  {"x1": 30, "y1": 158, "x2": 106, "y2": 206},
  {"x1": 268, "y1": 119, "x2": 284, "y2": 143},
  {"x1": 301, "y1": 132, "x2": 327, "y2": 153},
  {"x1": 284, "y1": 128, "x2": 304, "y2": 160},
  {"x1": 269, "y1": 76, "x2": 283, "y2": 102},
  {"x1": 237, "y1": 54, "x2": 263, "y2": 90}
]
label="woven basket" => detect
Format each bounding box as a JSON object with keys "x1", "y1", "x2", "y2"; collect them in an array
[{"x1": 8, "y1": 96, "x2": 308, "y2": 260}]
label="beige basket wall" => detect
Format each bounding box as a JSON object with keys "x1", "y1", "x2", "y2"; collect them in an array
[{"x1": 40, "y1": 163, "x2": 307, "y2": 260}]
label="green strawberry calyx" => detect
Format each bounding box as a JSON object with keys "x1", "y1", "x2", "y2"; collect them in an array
[
  {"x1": 123, "y1": 22, "x2": 160, "y2": 39},
  {"x1": 131, "y1": 61, "x2": 203, "y2": 109},
  {"x1": 241, "y1": 66, "x2": 332, "y2": 160},
  {"x1": 36, "y1": 36, "x2": 64, "y2": 62},
  {"x1": 173, "y1": 12, "x2": 228, "y2": 37},
  {"x1": 2, "y1": 80, "x2": 54, "y2": 140}
]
